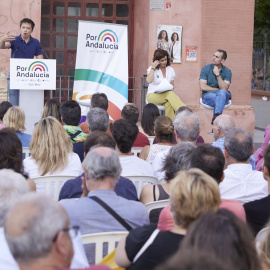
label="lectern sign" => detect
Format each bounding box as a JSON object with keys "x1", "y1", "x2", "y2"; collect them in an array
[{"x1": 10, "y1": 59, "x2": 56, "y2": 90}]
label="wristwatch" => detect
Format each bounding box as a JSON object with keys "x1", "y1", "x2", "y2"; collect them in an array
[{"x1": 215, "y1": 73, "x2": 220, "y2": 78}]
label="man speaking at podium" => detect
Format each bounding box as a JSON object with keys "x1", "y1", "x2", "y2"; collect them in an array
[{"x1": 0, "y1": 18, "x2": 43, "y2": 105}]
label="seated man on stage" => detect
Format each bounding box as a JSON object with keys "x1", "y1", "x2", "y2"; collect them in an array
[{"x1": 199, "y1": 49, "x2": 232, "y2": 124}]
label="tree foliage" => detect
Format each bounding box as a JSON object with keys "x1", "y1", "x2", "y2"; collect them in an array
[{"x1": 254, "y1": 0, "x2": 270, "y2": 37}]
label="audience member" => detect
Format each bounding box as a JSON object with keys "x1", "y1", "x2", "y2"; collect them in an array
[
  {"x1": 60, "y1": 100, "x2": 87, "y2": 143},
  {"x1": 140, "y1": 143, "x2": 195, "y2": 224},
  {"x1": 139, "y1": 103, "x2": 160, "y2": 136},
  {"x1": 3, "y1": 106, "x2": 31, "y2": 147},
  {"x1": 176, "y1": 209, "x2": 261, "y2": 270},
  {"x1": 115, "y1": 168, "x2": 220, "y2": 270},
  {"x1": 0, "y1": 169, "x2": 30, "y2": 270},
  {"x1": 0, "y1": 128, "x2": 35, "y2": 191},
  {"x1": 110, "y1": 119, "x2": 154, "y2": 177},
  {"x1": 41, "y1": 99, "x2": 61, "y2": 122},
  {"x1": 59, "y1": 130, "x2": 137, "y2": 201},
  {"x1": 60, "y1": 147, "x2": 149, "y2": 263},
  {"x1": 220, "y1": 128, "x2": 268, "y2": 202},
  {"x1": 212, "y1": 114, "x2": 256, "y2": 169},
  {"x1": 79, "y1": 92, "x2": 112, "y2": 135},
  {"x1": 156, "y1": 250, "x2": 233, "y2": 270},
  {"x1": 0, "y1": 101, "x2": 12, "y2": 130},
  {"x1": 121, "y1": 103, "x2": 150, "y2": 148},
  {"x1": 4, "y1": 194, "x2": 74, "y2": 270},
  {"x1": 244, "y1": 143, "x2": 270, "y2": 236},
  {"x1": 259, "y1": 220, "x2": 270, "y2": 269},
  {"x1": 86, "y1": 107, "x2": 109, "y2": 132},
  {"x1": 24, "y1": 117, "x2": 82, "y2": 181},
  {"x1": 255, "y1": 125, "x2": 270, "y2": 171},
  {"x1": 152, "y1": 110, "x2": 199, "y2": 180},
  {"x1": 140, "y1": 116, "x2": 173, "y2": 164}
]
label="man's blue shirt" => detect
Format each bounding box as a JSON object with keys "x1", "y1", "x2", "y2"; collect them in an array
[
  {"x1": 200, "y1": 64, "x2": 232, "y2": 95},
  {"x1": 58, "y1": 174, "x2": 138, "y2": 201},
  {"x1": 10, "y1": 35, "x2": 42, "y2": 58}
]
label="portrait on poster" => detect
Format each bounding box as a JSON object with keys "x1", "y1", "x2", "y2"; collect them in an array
[{"x1": 156, "y1": 25, "x2": 182, "y2": 63}]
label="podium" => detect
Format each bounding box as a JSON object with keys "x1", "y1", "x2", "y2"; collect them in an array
[{"x1": 10, "y1": 59, "x2": 56, "y2": 134}]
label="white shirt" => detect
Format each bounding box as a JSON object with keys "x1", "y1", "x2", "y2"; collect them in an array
[
  {"x1": 23, "y1": 152, "x2": 83, "y2": 179},
  {"x1": 151, "y1": 149, "x2": 170, "y2": 181},
  {"x1": 0, "y1": 227, "x2": 89, "y2": 269},
  {"x1": 147, "y1": 66, "x2": 175, "y2": 94},
  {"x1": 219, "y1": 163, "x2": 268, "y2": 203},
  {"x1": 120, "y1": 156, "x2": 154, "y2": 177},
  {"x1": 170, "y1": 41, "x2": 181, "y2": 62}
]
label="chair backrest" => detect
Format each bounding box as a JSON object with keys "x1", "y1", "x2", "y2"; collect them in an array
[
  {"x1": 145, "y1": 199, "x2": 170, "y2": 215},
  {"x1": 147, "y1": 136, "x2": 155, "y2": 145},
  {"x1": 200, "y1": 97, "x2": 232, "y2": 110},
  {"x1": 256, "y1": 226, "x2": 270, "y2": 243},
  {"x1": 22, "y1": 147, "x2": 31, "y2": 159},
  {"x1": 32, "y1": 175, "x2": 74, "y2": 200},
  {"x1": 131, "y1": 147, "x2": 143, "y2": 156},
  {"x1": 126, "y1": 175, "x2": 158, "y2": 198},
  {"x1": 81, "y1": 231, "x2": 128, "y2": 264}
]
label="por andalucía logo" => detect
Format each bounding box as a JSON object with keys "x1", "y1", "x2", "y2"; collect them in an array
[
  {"x1": 28, "y1": 61, "x2": 49, "y2": 72},
  {"x1": 85, "y1": 29, "x2": 119, "y2": 50},
  {"x1": 16, "y1": 61, "x2": 49, "y2": 78}
]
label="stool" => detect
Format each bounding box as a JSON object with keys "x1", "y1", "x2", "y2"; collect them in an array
[
  {"x1": 200, "y1": 97, "x2": 231, "y2": 110},
  {"x1": 145, "y1": 99, "x2": 166, "y2": 116}
]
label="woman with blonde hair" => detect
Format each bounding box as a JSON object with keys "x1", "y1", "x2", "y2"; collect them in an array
[
  {"x1": 115, "y1": 168, "x2": 221, "y2": 270},
  {"x1": 23, "y1": 117, "x2": 83, "y2": 179},
  {"x1": 3, "y1": 106, "x2": 31, "y2": 147},
  {"x1": 139, "y1": 116, "x2": 174, "y2": 163},
  {"x1": 41, "y1": 99, "x2": 61, "y2": 122}
]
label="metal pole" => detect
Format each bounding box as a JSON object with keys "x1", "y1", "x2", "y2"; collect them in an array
[{"x1": 263, "y1": 33, "x2": 268, "y2": 91}]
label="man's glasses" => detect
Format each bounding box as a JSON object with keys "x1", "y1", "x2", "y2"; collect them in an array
[{"x1": 53, "y1": 226, "x2": 80, "y2": 242}]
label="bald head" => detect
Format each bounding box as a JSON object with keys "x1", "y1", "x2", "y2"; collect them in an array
[
  {"x1": 82, "y1": 146, "x2": 121, "y2": 182},
  {"x1": 173, "y1": 111, "x2": 200, "y2": 143},
  {"x1": 213, "y1": 114, "x2": 235, "y2": 140},
  {"x1": 4, "y1": 194, "x2": 71, "y2": 266}
]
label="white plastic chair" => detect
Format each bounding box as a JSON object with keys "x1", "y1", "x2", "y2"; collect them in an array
[
  {"x1": 81, "y1": 231, "x2": 128, "y2": 264},
  {"x1": 126, "y1": 175, "x2": 158, "y2": 198},
  {"x1": 256, "y1": 226, "x2": 270, "y2": 243},
  {"x1": 22, "y1": 147, "x2": 31, "y2": 159},
  {"x1": 147, "y1": 136, "x2": 156, "y2": 145},
  {"x1": 131, "y1": 147, "x2": 143, "y2": 156},
  {"x1": 145, "y1": 199, "x2": 170, "y2": 215},
  {"x1": 32, "y1": 175, "x2": 75, "y2": 200},
  {"x1": 200, "y1": 97, "x2": 231, "y2": 110}
]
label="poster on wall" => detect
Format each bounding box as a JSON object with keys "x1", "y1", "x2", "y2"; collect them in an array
[
  {"x1": 157, "y1": 25, "x2": 182, "y2": 63},
  {"x1": 150, "y1": 0, "x2": 164, "y2": 10},
  {"x1": 73, "y1": 21, "x2": 128, "y2": 121},
  {"x1": 186, "y1": 46, "x2": 198, "y2": 62}
]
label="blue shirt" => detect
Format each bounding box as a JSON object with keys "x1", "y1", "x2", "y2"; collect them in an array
[
  {"x1": 58, "y1": 173, "x2": 138, "y2": 201},
  {"x1": 200, "y1": 64, "x2": 232, "y2": 95},
  {"x1": 10, "y1": 35, "x2": 43, "y2": 58},
  {"x1": 16, "y1": 132, "x2": 31, "y2": 147}
]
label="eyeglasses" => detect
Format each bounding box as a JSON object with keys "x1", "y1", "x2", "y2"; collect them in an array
[{"x1": 53, "y1": 225, "x2": 80, "y2": 242}]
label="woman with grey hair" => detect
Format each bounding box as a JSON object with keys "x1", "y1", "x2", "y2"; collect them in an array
[{"x1": 140, "y1": 142, "x2": 195, "y2": 223}]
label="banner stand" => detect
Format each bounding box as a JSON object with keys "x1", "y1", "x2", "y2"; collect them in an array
[{"x1": 19, "y1": 89, "x2": 44, "y2": 134}]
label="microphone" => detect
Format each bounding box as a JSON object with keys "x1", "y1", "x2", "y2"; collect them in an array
[
  {"x1": 40, "y1": 47, "x2": 49, "y2": 59},
  {"x1": 12, "y1": 46, "x2": 20, "y2": 58}
]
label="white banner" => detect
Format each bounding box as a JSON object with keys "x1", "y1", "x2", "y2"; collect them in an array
[
  {"x1": 10, "y1": 59, "x2": 56, "y2": 90},
  {"x1": 73, "y1": 21, "x2": 128, "y2": 120}
]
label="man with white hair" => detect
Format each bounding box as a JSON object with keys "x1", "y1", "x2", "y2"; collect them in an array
[
  {"x1": 0, "y1": 169, "x2": 29, "y2": 270},
  {"x1": 212, "y1": 114, "x2": 256, "y2": 169},
  {"x1": 86, "y1": 107, "x2": 109, "y2": 133},
  {"x1": 4, "y1": 193, "x2": 74, "y2": 270},
  {"x1": 152, "y1": 110, "x2": 200, "y2": 180},
  {"x1": 60, "y1": 147, "x2": 149, "y2": 263}
]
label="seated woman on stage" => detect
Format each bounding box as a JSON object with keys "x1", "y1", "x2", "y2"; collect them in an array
[
  {"x1": 23, "y1": 117, "x2": 82, "y2": 182},
  {"x1": 146, "y1": 48, "x2": 185, "y2": 120},
  {"x1": 115, "y1": 168, "x2": 221, "y2": 270}
]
